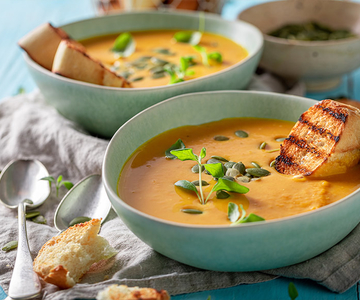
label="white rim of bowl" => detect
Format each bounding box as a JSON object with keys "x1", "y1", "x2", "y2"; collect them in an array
[
  {"x1": 102, "y1": 90, "x2": 360, "y2": 230},
  {"x1": 24, "y1": 10, "x2": 264, "y2": 91}
]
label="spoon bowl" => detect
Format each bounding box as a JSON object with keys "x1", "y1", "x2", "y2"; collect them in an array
[
  {"x1": 0, "y1": 159, "x2": 50, "y2": 299},
  {"x1": 54, "y1": 174, "x2": 111, "y2": 232}
]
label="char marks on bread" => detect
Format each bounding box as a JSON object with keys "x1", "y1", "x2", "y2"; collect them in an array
[{"x1": 275, "y1": 99, "x2": 360, "y2": 177}]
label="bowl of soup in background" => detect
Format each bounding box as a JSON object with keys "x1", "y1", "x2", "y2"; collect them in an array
[
  {"x1": 102, "y1": 90, "x2": 360, "y2": 271},
  {"x1": 23, "y1": 10, "x2": 263, "y2": 138},
  {"x1": 238, "y1": 0, "x2": 360, "y2": 92}
]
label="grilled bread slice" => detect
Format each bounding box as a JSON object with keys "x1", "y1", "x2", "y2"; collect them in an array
[
  {"x1": 275, "y1": 99, "x2": 360, "y2": 177},
  {"x1": 52, "y1": 40, "x2": 131, "y2": 88},
  {"x1": 33, "y1": 219, "x2": 117, "y2": 289},
  {"x1": 96, "y1": 285, "x2": 170, "y2": 300},
  {"x1": 18, "y1": 23, "x2": 85, "y2": 70}
]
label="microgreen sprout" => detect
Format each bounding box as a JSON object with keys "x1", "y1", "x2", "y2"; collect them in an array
[
  {"x1": 40, "y1": 175, "x2": 74, "y2": 197},
  {"x1": 227, "y1": 203, "x2": 265, "y2": 225},
  {"x1": 166, "y1": 139, "x2": 249, "y2": 205},
  {"x1": 111, "y1": 32, "x2": 135, "y2": 58},
  {"x1": 164, "y1": 56, "x2": 196, "y2": 85},
  {"x1": 193, "y1": 45, "x2": 222, "y2": 66}
]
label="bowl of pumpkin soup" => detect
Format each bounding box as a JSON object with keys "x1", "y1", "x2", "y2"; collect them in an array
[
  {"x1": 22, "y1": 10, "x2": 263, "y2": 138},
  {"x1": 103, "y1": 90, "x2": 360, "y2": 272}
]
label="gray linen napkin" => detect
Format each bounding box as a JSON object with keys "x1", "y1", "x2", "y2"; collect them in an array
[{"x1": 0, "y1": 83, "x2": 358, "y2": 299}]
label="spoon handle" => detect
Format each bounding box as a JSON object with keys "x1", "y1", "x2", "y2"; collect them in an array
[{"x1": 8, "y1": 202, "x2": 41, "y2": 299}]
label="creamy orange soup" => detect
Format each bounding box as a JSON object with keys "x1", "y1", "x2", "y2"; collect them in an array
[
  {"x1": 80, "y1": 30, "x2": 248, "y2": 88},
  {"x1": 118, "y1": 118, "x2": 360, "y2": 225}
]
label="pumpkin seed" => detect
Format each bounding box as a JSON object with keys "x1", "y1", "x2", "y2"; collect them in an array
[
  {"x1": 69, "y1": 216, "x2": 92, "y2": 227},
  {"x1": 266, "y1": 149, "x2": 280, "y2": 153},
  {"x1": 132, "y1": 63, "x2": 147, "y2": 70},
  {"x1": 211, "y1": 155, "x2": 228, "y2": 162},
  {"x1": 235, "y1": 130, "x2": 248, "y2": 138},
  {"x1": 259, "y1": 142, "x2": 267, "y2": 150},
  {"x1": 133, "y1": 56, "x2": 152, "y2": 63},
  {"x1": 246, "y1": 168, "x2": 271, "y2": 177},
  {"x1": 222, "y1": 176, "x2": 235, "y2": 182},
  {"x1": 191, "y1": 180, "x2": 210, "y2": 186},
  {"x1": 270, "y1": 160, "x2": 276, "y2": 168},
  {"x1": 152, "y1": 48, "x2": 175, "y2": 55},
  {"x1": 152, "y1": 72, "x2": 165, "y2": 79},
  {"x1": 233, "y1": 162, "x2": 246, "y2": 174},
  {"x1": 244, "y1": 173, "x2": 252, "y2": 178},
  {"x1": 251, "y1": 177, "x2": 262, "y2": 181},
  {"x1": 130, "y1": 76, "x2": 144, "y2": 82},
  {"x1": 275, "y1": 137, "x2": 286, "y2": 142},
  {"x1": 224, "y1": 161, "x2": 236, "y2": 169},
  {"x1": 216, "y1": 190, "x2": 230, "y2": 199},
  {"x1": 149, "y1": 65, "x2": 165, "y2": 74},
  {"x1": 225, "y1": 168, "x2": 240, "y2": 178},
  {"x1": 214, "y1": 135, "x2": 229, "y2": 141},
  {"x1": 251, "y1": 162, "x2": 261, "y2": 168},
  {"x1": 191, "y1": 164, "x2": 204, "y2": 173},
  {"x1": 25, "y1": 211, "x2": 40, "y2": 219},
  {"x1": 151, "y1": 57, "x2": 169, "y2": 66},
  {"x1": 31, "y1": 215, "x2": 47, "y2": 224},
  {"x1": 2, "y1": 241, "x2": 18, "y2": 252},
  {"x1": 181, "y1": 208, "x2": 203, "y2": 214},
  {"x1": 236, "y1": 176, "x2": 251, "y2": 183},
  {"x1": 207, "y1": 158, "x2": 222, "y2": 164}
]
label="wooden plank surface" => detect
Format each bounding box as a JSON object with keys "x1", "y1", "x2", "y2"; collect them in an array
[{"x1": 0, "y1": 1, "x2": 359, "y2": 299}]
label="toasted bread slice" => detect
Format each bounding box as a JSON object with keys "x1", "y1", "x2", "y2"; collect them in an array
[
  {"x1": 33, "y1": 219, "x2": 117, "y2": 289},
  {"x1": 18, "y1": 23, "x2": 85, "y2": 70},
  {"x1": 96, "y1": 285, "x2": 170, "y2": 300},
  {"x1": 52, "y1": 40, "x2": 131, "y2": 87},
  {"x1": 275, "y1": 99, "x2": 360, "y2": 177}
]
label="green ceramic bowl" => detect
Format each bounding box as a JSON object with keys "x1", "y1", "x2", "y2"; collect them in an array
[
  {"x1": 103, "y1": 90, "x2": 360, "y2": 271},
  {"x1": 23, "y1": 11, "x2": 263, "y2": 138}
]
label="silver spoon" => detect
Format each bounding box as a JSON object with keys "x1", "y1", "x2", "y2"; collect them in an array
[
  {"x1": 0, "y1": 159, "x2": 50, "y2": 300},
  {"x1": 54, "y1": 174, "x2": 111, "y2": 232}
]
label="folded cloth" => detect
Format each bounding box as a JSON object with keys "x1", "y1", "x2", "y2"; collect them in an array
[{"x1": 0, "y1": 83, "x2": 358, "y2": 299}]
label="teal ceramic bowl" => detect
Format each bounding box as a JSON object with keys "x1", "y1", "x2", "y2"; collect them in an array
[
  {"x1": 103, "y1": 90, "x2": 360, "y2": 271},
  {"x1": 23, "y1": 11, "x2": 263, "y2": 138}
]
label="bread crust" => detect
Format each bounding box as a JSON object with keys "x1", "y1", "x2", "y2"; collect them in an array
[
  {"x1": 52, "y1": 40, "x2": 130, "y2": 88},
  {"x1": 33, "y1": 219, "x2": 116, "y2": 289},
  {"x1": 275, "y1": 99, "x2": 360, "y2": 177},
  {"x1": 97, "y1": 285, "x2": 170, "y2": 300},
  {"x1": 18, "y1": 23, "x2": 84, "y2": 71}
]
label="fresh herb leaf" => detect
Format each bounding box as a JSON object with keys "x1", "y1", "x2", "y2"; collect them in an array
[
  {"x1": 228, "y1": 203, "x2": 264, "y2": 225},
  {"x1": 16, "y1": 87, "x2": 26, "y2": 95},
  {"x1": 288, "y1": 282, "x2": 299, "y2": 300},
  {"x1": 165, "y1": 139, "x2": 186, "y2": 159},
  {"x1": 207, "y1": 51, "x2": 222, "y2": 63},
  {"x1": 61, "y1": 181, "x2": 74, "y2": 190},
  {"x1": 2, "y1": 241, "x2": 18, "y2": 252},
  {"x1": 239, "y1": 213, "x2": 265, "y2": 223},
  {"x1": 213, "y1": 178, "x2": 249, "y2": 194},
  {"x1": 228, "y1": 202, "x2": 240, "y2": 222},
  {"x1": 111, "y1": 32, "x2": 135, "y2": 57},
  {"x1": 173, "y1": 31, "x2": 202, "y2": 45},
  {"x1": 175, "y1": 180, "x2": 201, "y2": 202},
  {"x1": 31, "y1": 214, "x2": 47, "y2": 224},
  {"x1": 170, "y1": 148, "x2": 198, "y2": 162},
  {"x1": 199, "y1": 147, "x2": 206, "y2": 160},
  {"x1": 204, "y1": 163, "x2": 225, "y2": 178},
  {"x1": 40, "y1": 176, "x2": 55, "y2": 183}
]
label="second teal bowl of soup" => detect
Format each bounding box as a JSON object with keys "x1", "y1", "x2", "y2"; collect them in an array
[{"x1": 24, "y1": 11, "x2": 263, "y2": 138}]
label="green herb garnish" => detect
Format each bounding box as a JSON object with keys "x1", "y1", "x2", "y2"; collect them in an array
[
  {"x1": 111, "y1": 32, "x2": 135, "y2": 57},
  {"x1": 164, "y1": 56, "x2": 196, "y2": 85},
  {"x1": 173, "y1": 31, "x2": 202, "y2": 45},
  {"x1": 193, "y1": 45, "x2": 222, "y2": 66},
  {"x1": 2, "y1": 241, "x2": 18, "y2": 252},
  {"x1": 227, "y1": 203, "x2": 265, "y2": 225},
  {"x1": 288, "y1": 282, "x2": 299, "y2": 300},
  {"x1": 170, "y1": 145, "x2": 248, "y2": 205},
  {"x1": 40, "y1": 175, "x2": 74, "y2": 197}
]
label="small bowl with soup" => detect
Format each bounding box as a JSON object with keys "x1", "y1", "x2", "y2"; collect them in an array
[
  {"x1": 22, "y1": 11, "x2": 263, "y2": 138},
  {"x1": 238, "y1": 0, "x2": 360, "y2": 91},
  {"x1": 103, "y1": 90, "x2": 360, "y2": 271}
]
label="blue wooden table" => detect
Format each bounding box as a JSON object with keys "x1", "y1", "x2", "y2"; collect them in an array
[{"x1": 1, "y1": 1, "x2": 359, "y2": 299}]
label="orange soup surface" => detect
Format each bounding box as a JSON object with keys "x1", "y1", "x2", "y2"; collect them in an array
[
  {"x1": 118, "y1": 118, "x2": 360, "y2": 225},
  {"x1": 80, "y1": 30, "x2": 248, "y2": 88}
]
